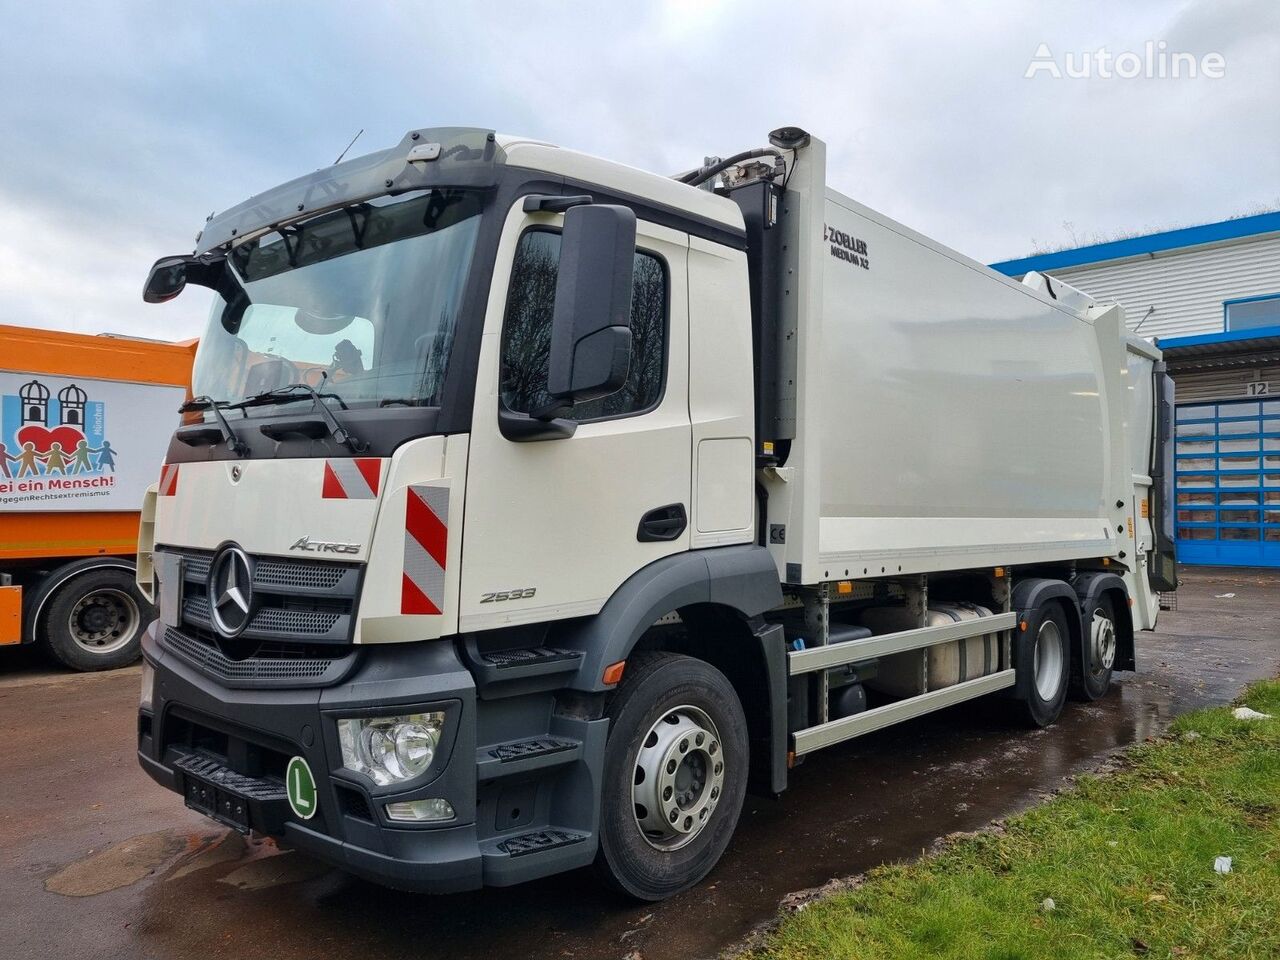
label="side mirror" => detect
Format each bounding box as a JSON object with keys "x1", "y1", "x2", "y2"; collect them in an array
[
  {"x1": 143, "y1": 256, "x2": 190, "y2": 303},
  {"x1": 540, "y1": 204, "x2": 637, "y2": 417},
  {"x1": 142, "y1": 254, "x2": 225, "y2": 304}
]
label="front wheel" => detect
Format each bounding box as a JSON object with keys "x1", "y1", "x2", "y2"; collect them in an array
[
  {"x1": 39, "y1": 567, "x2": 152, "y2": 671},
  {"x1": 595, "y1": 652, "x2": 749, "y2": 901}
]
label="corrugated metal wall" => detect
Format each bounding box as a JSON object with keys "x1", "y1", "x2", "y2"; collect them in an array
[
  {"x1": 1048, "y1": 234, "x2": 1280, "y2": 339},
  {"x1": 1175, "y1": 365, "x2": 1280, "y2": 403}
]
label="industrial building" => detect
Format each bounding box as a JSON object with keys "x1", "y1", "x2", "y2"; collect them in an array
[{"x1": 992, "y1": 211, "x2": 1280, "y2": 568}]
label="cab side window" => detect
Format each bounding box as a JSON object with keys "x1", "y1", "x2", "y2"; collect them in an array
[{"x1": 500, "y1": 228, "x2": 667, "y2": 421}]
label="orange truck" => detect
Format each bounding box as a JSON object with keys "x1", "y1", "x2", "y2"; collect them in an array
[{"x1": 1, "y1": 324, "x2": 194, "y2": 669}]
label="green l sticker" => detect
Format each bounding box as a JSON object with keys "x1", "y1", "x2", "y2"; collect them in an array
[{"x1": 286, "y1": 756, "x2": 318, "y2": 820}]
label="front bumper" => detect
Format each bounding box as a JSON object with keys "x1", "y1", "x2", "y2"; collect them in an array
[{"x1": 137, "y1": 622, "x2": 484, "y2": 893}]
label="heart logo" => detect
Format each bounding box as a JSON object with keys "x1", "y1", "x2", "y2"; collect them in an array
[{"x1": 16, "y1": 424, "x2": 85, "y2": 454}]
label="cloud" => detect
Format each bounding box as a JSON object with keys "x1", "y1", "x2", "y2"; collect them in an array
[{"x1": 0, "y1": 0, "x2": 1275, "y2": 339}]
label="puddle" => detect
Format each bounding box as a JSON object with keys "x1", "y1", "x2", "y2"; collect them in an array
[
  {"x1": 218, "y1": 851, "x2": 330, "y2": 891},
  {"x1": 169, "y1": 831, "x2": 247, "y2": 880},
  {"x1": 44, "y1": 824, "x2": 326, "y2": 899},
  {"x1": 45, "y1": 830, "x2": 187, "y2": 897}
]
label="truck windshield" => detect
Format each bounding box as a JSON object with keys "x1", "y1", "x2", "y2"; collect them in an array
[{"x1": 191, "y1": 188, "x2": 483, "y2": 412}]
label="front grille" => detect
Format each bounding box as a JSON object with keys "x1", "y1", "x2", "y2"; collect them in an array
[
  {"x1": 183, "y1": 553, "x2": 212, "y2": 582},
  {"x1": 184, "y1": 597, "x2": 342, "y2": 637},
  {"x1": 252, "y1": 608, "x2": 342, "y2": 635},
  {"x1": 158, "y1": 545, "x2": 360, "y2": 645},
  {"x1": 162, "y1": 625, "x2": 358, "y2": 688},
  {"x1": 254, "y1": 558, "x2": 349, "y2": 591},
  {"x1": 185, "y1": 594, "x2": 210, "y2": 621}
]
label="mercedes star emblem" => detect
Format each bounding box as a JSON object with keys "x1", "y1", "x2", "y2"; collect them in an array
[{"x1": 208, "y1": 545, "x2": 254, "y2": 638}]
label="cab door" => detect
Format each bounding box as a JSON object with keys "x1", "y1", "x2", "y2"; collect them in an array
[{"x1": 459, "y1": 202, "x2": 691, "y2": 632}]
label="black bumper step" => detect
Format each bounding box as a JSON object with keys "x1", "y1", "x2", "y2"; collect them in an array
[
  {"x1": 462, "y1": 640, "x2": 585, "y2": 699},
  {"x1": 481, "y1": 646, "x2": 581, "y2": 669},
  {"x1": 174, "y1": 753, "x2": 286, "y2": 801},
  {"x1": 477, "y1": 736, "x2": 581, "y2": 782},
  {"x1": 489, "y1": 737, "x2": 576, "y2": 762},
  {"x1": 496, "y1": 829, "x2": 586, "y2": 858},
  {"x1": 173, "y1": 752, "x2": 289, "y2": 834}
]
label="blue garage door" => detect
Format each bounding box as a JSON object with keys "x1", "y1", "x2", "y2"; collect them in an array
[{"x1": 1175, "y1": 397, "x2": 1280, "y2": 566}]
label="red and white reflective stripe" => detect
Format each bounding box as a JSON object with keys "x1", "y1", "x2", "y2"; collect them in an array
[
  {"x1": 401, "y1": 485, "x2": 448, "y2": 615},
  {"x1": 158, "y1": 464, "x2": 179, "y2": 496},
  {"x1": 322, "y1": 458, "x2": 382, "y2": 500}
]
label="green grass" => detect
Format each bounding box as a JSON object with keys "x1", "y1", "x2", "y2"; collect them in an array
[{"x1": 747, "y1": 680, "x2": 1280, "y2": 960}]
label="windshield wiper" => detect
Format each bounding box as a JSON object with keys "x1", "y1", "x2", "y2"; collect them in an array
[
  {"x1": 179, "y1": 395, "x2": 249, "y2": 455},
  {"x1": 230, "y1": 381, "x2": 368, "y2": 453}
]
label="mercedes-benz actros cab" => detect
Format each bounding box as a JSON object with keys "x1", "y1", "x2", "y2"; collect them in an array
[{"x1": 135, "y1": 126, "x2": 1177, "y2": 900}]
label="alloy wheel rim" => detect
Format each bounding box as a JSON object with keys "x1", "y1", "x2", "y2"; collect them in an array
[
  {"x1": 632, "y1": 705, "x2": 725, "y2": 851},
  {"x1": 1091, "y1": 610, "x2": 1117, "y2": 672}
]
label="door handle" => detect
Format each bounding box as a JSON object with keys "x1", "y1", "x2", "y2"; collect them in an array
[{"x1": 637, "y1": 504, "x2": 687, "y2": 542}]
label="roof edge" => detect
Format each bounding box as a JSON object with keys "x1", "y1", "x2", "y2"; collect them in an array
[
  {"x1": 990, "y1": 210, "x2": 1280, "y2": 277},
  {"x1": 1157, "y1": 321, "x2": 1280, "y2": 351}
]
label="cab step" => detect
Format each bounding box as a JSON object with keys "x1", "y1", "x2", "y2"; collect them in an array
[
  {"x1": 476, "y1": 721, "x2": 607, "y2": 887},
  {"x1": 476, "y1": 736, "x2": 581, "y2": 782},
  {"x1": 462, "y1": 640, "x2": 584, "y2": 698},
  {"x1": 480, "y1": 825, "x2": 596, "y2": 886},
  {"x1": 482, "y1": 646, "x2": 581, "y2": 669},
  {"x1": 494, "y1": 828, "x2": 586, "y2": 858}
]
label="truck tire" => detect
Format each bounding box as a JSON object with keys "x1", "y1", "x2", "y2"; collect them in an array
[
  {"x1": 39, "y1": 568, "x2": 151, "y2": 671},
  {"x1": 594, "y1": 652, "x2": 749, "y2": 901},
  {"x1": 1070, "y1": 593, "x2": 1117, "y2": 702},
  {"x1": 1015, "y1": 603, "x2": 1071, "y2": 728}
]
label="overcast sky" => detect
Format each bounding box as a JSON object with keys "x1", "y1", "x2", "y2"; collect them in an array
[{"x1": 1, "y1": 0, "x2": 1277, "y2": 340}]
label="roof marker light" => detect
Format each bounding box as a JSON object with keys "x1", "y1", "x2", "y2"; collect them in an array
[{"x1": 407, "y1": 142, "x2": 442, "y2": 163}]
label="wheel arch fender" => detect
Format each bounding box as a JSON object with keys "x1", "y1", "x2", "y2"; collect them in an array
[
  {"x1": 1010, "y1": 578, "x2": 1082, "y2": 702},
  {"x1": 557, "y1": 546, "x2": 788, "y2": 793},
  {"x1": 561, "y1": 545, "x2": 783, "y2": 694},
  {"x1": 1073, "y1": 571, "x2": 1134, "y2": 672}
]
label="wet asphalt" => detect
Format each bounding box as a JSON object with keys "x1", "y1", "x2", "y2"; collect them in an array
[{"x1": 1, "y1": 567, "x2": 1277, "y2": 960}]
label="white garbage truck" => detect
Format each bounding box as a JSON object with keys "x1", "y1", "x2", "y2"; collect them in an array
[{"x1": 135, "y1": 126, "x2": 1177, "y2": 900}]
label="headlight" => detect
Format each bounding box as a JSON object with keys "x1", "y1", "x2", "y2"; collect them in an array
[
  {"x1": 140, "y1": 660, "x2": 155, "y2": 711},
  {"x1": 337, "y1": 712, "x2": 445, "y2": 786}
]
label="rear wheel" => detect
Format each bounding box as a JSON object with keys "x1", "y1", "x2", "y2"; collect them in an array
[
  {"x1": 40, "y1": 568, "x2": 151, "y2": 671},
  {"x1": 1016, "y1": 603, "x2": 1071, "y2": 727},
  {"x1": 1071, "y1": 593, "x2": 1117, "y2": 701},
  {"x1": 595, "y1": 652, "x2": 749, "y2": 901}
]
